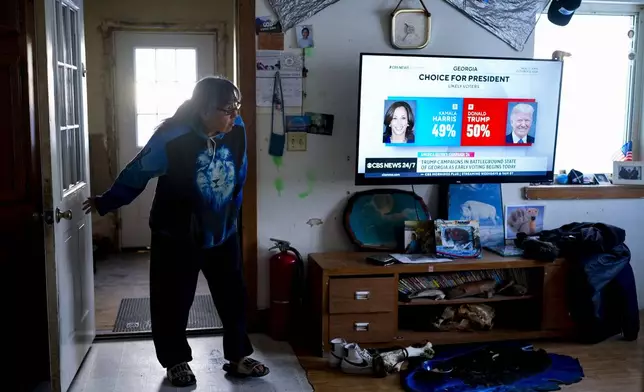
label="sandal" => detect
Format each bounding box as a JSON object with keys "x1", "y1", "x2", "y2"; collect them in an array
[
  {"x1": 223, "y1": 357, "x2": 270, "y2": 378},
  {"x1": 167, "y1": 362, "x2": 197, "y2": 387}
]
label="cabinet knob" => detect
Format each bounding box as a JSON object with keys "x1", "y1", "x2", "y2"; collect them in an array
[
  {"x1": 355, "y1": 291, "x2": 370, "y2": 300},
  {"x1": 354, "y1": 322, "x2": 370, "y2": 332}
]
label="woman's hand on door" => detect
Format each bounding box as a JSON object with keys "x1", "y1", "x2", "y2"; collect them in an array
[{"x1": 82, "y1": 197, "x2": 97, "y2": 214}]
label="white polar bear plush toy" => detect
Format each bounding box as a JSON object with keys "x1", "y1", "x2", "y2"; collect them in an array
[{"x1": 460, "y1": 200, "x2": 498, "y2": 224}]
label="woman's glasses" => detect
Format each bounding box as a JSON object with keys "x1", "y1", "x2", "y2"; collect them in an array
[{"x1": 218, "y1": 101, "x2": 241, "y2": 116}]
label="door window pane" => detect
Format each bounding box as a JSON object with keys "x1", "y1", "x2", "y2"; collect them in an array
[
  {"x1": 177, "y1": 83, "x2": 194, "y2": 104},
  {"x1": 136, "y1": 114, "x2": 159, "y2": 148},
  {"x1": 136, "y1": 81, "x2": 157, "y2": 114},
  {"x1": 155, "y1": 49, "x2": 176, "y2": 82},
  {"x1": 135, "y1": 48, "x2": 156, "y2": 82},
  {"x1": 176, "y1": 49, "x2": 197, "y2": 82},
  {"x1": 157, "y1": 82, "x2": 182, "y2": 114},
  {"x1": 134, "y1": 47, "x2": 198, "y2": 147},
  {"x1": 70, "y1": 13, "x2": 78, "y2": 69},
  {"x1": 66, "y1": 67, "x2": 75, "y2": 126},
  {"x1": 534, "y1": 14, "x2": 636, "y2": 173},
  {"x1": 54, "y1": 0, "x2": 84, "y2": 191}
]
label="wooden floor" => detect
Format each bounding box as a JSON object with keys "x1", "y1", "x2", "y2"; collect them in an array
[
  {"x1": 297, "y1": 314, "x2": 644, "y2": 392},
  {"x1": 94, "y1": 252, "x2": 210, "y2": 332}
]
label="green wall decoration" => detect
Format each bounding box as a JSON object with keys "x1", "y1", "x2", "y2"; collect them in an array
[
  {"x1": 274, "y1": 178, "x2": 284, "y2": 196},
  {"x1": 298, "y1": 170, "x2": 317, "y2": 199}
]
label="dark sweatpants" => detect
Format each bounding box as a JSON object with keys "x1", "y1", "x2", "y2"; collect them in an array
[{"x1": 149, "y1": 232, "x2": 253, "y2": 368}]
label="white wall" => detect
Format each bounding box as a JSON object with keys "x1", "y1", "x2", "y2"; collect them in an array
[{"x1": 255, "y1": 0, "x2": 643, "y2": 309}]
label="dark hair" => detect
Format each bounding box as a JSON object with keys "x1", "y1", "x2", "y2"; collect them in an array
[
  {"x1": 383, "y1": 101, "x2": 415, "y2": 143},
  {"x1": 156, "y1": 75, "x2": 241, "y2": 132},
  {"x1": 301, "y1": 27, "x2": 310, "y2": 35}
]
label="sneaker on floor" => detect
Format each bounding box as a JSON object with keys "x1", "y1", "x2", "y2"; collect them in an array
[
  {"x1": 340, "y1": 343, "x2": 373, "y2": 375},
  {"x1": 328, "y1": 337, "x2": 347, "y2": 368},
  {"x1": 167, "y1": 362, "x2": 196, "y2": 387}
]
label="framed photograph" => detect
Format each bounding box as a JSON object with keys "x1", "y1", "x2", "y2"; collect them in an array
[
  {"x1": 505, "y1": 205, "x2": 545, "y2": 239},
  {"x1": 594, "y1": 173, "x2": 612, "y2": 185},
  {"x1": 285, "y1": 115, "x2": 311, "y2": 133},
  {"x1": 404, "y1": 220, "x2": 435, "y2": 254},
  {"x1": 613, "y1": 161, "x2": 644, "y2": 185},
  {"x1": 305, "y1": 112, "x2": 335, "y2": 136},
  {"x1": 448, "y1": 184, "x2": 504, "y2": 247},
  {"x1": 582, "y1": 174, "x2": 596, "y2": 184},
  {"x1": 296, "y1": 25, "x2": 314, "y2": 48},
  {"x1": 433, "y1": 219, "x2": 481, "y2": 258}
]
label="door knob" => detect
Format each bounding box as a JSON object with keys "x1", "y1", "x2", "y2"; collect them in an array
[{"x1": 55, "y1": 208, "x2": 73, "y2": 222}]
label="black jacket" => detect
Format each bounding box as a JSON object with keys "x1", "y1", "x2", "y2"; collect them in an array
[{"x1": 539, "y1": 222, "x2": 639, "y2": 342}]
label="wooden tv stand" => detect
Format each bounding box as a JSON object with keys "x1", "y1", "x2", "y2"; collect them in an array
[{"x1": 307, "y1": 251, "x2": 573, "y2": 356}]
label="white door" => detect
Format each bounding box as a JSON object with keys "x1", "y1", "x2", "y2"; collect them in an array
[
  {"x1": 114, "y1": 32, "x2": 216, "y2": 248},
  {"x1": 40, "y1": 0, "x2": 95, "y2": 390}
]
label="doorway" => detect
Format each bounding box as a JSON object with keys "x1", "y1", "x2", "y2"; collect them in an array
[{"x1": 94, "y1": 30, "x2": 221, "y2": 335}]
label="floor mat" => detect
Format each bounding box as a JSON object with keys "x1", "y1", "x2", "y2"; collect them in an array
[{"x1": 113, "y1": 295, "x2": 223, "y2": 332}]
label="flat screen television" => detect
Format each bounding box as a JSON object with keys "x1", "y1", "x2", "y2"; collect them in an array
[{"x1": 354, "y1": 53, "x2": 564, "y2": 185}]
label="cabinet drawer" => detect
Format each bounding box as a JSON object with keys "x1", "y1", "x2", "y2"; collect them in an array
[
  {"x1": 329, "y1": 313, "x2": 395, "y2": 343},
  {"x1": 329, "y1": 277, "x2": 395, "y2": 314}
]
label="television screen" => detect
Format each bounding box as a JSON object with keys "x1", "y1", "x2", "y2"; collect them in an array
[{"x1": 355, "y1": 53, "x2": 564, "y2": 185}]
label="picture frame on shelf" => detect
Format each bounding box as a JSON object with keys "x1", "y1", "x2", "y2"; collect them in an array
[
  {"x1": 593, "y1": 173, "x2": 612, "y2": 185},
  {"x1": 404, "y1": 220, "x2": 435, "y2": 254},
  {"x1": 582, "y1": 174, "x2": 596, "y2": 184},
  {"x1": 505, "y1": 205, "x2": 545, "y2": 240},
  {"x1": 447, "y1": 184, "x2": 504, "y2": 248},
  {"x1": 613, "y1": 161, "x2": 644, "y2": 185},
  {"x1": 433, "y1": 219, "x2": 481, "y2": 258}
]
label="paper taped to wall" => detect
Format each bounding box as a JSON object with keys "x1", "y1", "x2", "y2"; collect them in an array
[
  {"x1": 256, "y1": 50, "x2": 303, "y2": 78},
  {"x1": 258, "y1": 32, "x2": 285, "y2": 50},
  {"x1": 257, "y1": 77, "x2": 303, "y2": 107}
]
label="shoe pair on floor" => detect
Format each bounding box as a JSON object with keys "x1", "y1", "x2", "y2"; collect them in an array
[
  {"x1": 328, "y1": 338, "x2": 373, "y2": 375},
  {"x1": 167, "y1": 358, "x2": 270, "y2": 387}
]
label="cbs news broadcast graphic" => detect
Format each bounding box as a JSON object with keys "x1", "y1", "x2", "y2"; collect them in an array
[{"x1": 357, "y1": 54, "x2": 563, "y2": 182}]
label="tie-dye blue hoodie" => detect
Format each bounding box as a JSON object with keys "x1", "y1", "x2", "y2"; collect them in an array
[{"x1": 94, "y1": 116, "x2": 247, "y2": 248}]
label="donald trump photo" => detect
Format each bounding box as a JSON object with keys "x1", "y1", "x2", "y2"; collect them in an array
[{"x1": 506, "y1": 102, "x2": 536, "y2": 144}]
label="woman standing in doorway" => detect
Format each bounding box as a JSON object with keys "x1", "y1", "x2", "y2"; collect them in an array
[{"x1": 83, "y1": 76, "x2": 269, "y2": 387}]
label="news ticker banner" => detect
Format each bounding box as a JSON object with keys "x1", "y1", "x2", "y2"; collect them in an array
[
  {"x1": 364, "y1": 156, "x2": 548, "y2": 177},
  {"x1": 385, "y1": 96, "x2": 536, "y2": 147}
]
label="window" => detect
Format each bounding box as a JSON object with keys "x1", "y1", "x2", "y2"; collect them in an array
[
  {"x1": 534, "y1": 11, "x2": 638, "y2": 174},
  {"x1": 134, "y1": 48, "x2": 197, "y2": 147},
  {"x1": 54, "y1": 0, "x2": 84, "y2": 191}
]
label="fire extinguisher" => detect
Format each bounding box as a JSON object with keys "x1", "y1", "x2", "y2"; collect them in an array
[{"x1": 268, "y1": 237, "x2": 304, "y2": 341}]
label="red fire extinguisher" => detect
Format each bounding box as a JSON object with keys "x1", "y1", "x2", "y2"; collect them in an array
[{"x1": 268, "y1": 238, "x2": 304, "y2": 341}]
